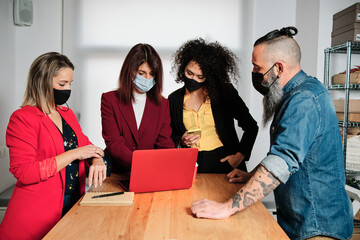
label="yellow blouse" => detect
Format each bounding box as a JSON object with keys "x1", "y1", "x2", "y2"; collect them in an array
[{"x1": 183, "y1": 91, "x2": 223, "y2": 151}]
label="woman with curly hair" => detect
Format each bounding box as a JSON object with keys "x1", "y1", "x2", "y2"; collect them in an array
[{"x1": 168, "y1": 38, "x2": 258, "y2": 174}]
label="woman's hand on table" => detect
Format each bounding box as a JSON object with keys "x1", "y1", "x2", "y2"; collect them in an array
[
  {"x1": 88, "y1": 157, "x2": 107, "y2": 188},
  {"x1": 226, "y1": 168, "x2": 253, "y2": 183},
  {"x1": 220, "y1": 152, "x2": 244, "y2": 168},
  {"x1": 180, "y1": 132, "x2": 200, "y2": 147}
]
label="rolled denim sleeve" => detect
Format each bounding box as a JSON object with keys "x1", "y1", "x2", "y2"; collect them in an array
[
  {"x1": 261, "y1": 155, "x2": 290, "y2": 183},
  {"x1": 265, "y1": 90, "x2": 320, "y2": 183}
]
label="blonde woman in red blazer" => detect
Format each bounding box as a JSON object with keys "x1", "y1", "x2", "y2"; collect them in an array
[
  {"x1": 0, "y1": 52, "x2": 106, "y2": 240},
  {"x1": 101, "y1": 44, "x2": 174, "y2": 172}
]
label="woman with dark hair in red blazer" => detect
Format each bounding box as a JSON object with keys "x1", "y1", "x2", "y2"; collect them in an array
[
  {"x1": 101, "y1": 44, "x2": 175, "y2": 172},
  {"x1": 0, "y1": 52, "x2": 107, "y2": 240}
]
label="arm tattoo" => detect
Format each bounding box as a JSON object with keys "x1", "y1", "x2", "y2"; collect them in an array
[
  {"x1": 267, "y1": 172, "x2": 279, "y2": 185},
  {"x1": 259, "y1": 166, "x2": 267, "y2": 175},
  {"x1": 255, "y1": 180, "x2": 274, "y2": 196},
  {"x1": 243, "y1": 191, "x2": 257, "y2": 207},
  {"x1": 232, "y1": 193, "x2": 241, "y2": 209},
  {"x1": 231, "y1": 166, "x2": 280, "y2": 211},
  {"x1": 256, "y1": 166, "x2": 279, "y2": 196}
]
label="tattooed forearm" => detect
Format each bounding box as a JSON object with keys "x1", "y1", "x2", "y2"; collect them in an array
[
  {"x1": 257, "y1": 165, "x2": 280, "y2": 195},
  {"x1": 255, "y1": 179, "x2": 276, "y2": 196},
  {"x1": 232, "y1": 193, "x2": 241, "y2": 208},
  {"x1": 229, "y1": 165, "x2": 281, "y2": 212},
  {"x1": 259, "y1": 165, "x2": 279, "y2": 184},
  {"x1": 243, "y1": 191, "x2": 257, "y2": 207},
  {"x1": 268, "y1": 171, "x2": 279, "y2": 185}
]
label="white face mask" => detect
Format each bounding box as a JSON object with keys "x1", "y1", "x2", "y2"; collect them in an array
[{"x1": 133, "y1": 74, "x2": 156, "y2": 93}]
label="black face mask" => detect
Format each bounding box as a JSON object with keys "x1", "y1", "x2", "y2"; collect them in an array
[
  {"x1": 183, "y1": 74, "x2": 206, "y2": 92},
  {"x1": 252, "y1": 63, "x2": 278, "y2": 96},
  {"x1": 53, "y1": 89, "x2": 71, "y2": 105}
]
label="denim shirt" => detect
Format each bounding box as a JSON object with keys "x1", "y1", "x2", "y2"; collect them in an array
[{"x1": 261, "y1": 70, "x2": 353, "y2": 240}]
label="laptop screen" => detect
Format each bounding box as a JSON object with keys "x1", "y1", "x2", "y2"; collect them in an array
[{"x1": 120, "y1": 148, "x2": 198, "y2": 193}]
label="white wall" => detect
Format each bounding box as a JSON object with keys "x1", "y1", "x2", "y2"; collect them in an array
[
  {"x1": 296, "y1": 0, "x2": 320, "y2": 77},
  {"x1": 14, "y1": 0, "x2": 63, "y2": 104},
  {"x1": 0, "y1": 0, "x2": 17, "y2": 193},
  {"x1": 0, "y1": 0, "x2": 63, "y2": 193}
]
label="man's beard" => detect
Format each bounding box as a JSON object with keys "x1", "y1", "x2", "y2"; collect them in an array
[{"x1": 262, "y1": 70, "x2": 283, "y2": 127}]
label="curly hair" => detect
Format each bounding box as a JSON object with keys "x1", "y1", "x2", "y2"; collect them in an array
[{"x1": 171, "y1": 38, "x2": 239, "y2": 102}]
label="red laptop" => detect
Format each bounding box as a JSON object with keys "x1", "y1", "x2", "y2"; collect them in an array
[{"x1": 119, "y1": 148, "x2": 198, "y2": 193}]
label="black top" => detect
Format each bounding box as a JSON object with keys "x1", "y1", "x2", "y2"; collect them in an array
[
  {"x1": 168, "y1": 84, "x2": 259, "y2": 163},
  {"x1": 58, "y1": 117, "x2": 80, "y2": 195}
]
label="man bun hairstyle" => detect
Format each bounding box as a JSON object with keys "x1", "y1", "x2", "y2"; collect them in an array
[
  {"x1": 254, "y1": 26, "x2": 298, "y2": 46},
  {"x1": 254, "y1": 26, "x2": 301, "y2": 66}
]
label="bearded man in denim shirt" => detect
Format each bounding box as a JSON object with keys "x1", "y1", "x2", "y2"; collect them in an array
[{"x1": 191, "y1": 26, "x2": 353, "y2": 240}]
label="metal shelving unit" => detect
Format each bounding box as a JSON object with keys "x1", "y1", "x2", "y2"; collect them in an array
[
  {"x1": 324, "y1": 41, "x2": 360, "y2": 168},
  {"x1": 325, "y1": 41, "x2": 360, "y2": 217}
]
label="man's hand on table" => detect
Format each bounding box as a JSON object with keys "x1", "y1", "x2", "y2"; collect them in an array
[{"x1": 191, "y1": 199, "x2": 235, "y2": 219}]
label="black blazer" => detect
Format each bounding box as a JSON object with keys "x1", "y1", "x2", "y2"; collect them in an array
[{"x1": 168, "y1": 84, "x2": 259, "y2": 162}]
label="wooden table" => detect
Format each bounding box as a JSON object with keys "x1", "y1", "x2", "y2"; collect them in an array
[{"x1": 44, "y1": 174, "x2": 289, "y2": 239}]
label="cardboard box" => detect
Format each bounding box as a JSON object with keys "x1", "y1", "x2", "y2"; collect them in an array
[
  {"x1": 331, "y1": 22, "x2": 360, "y2": 46},
  {"x1": 332, "y1": 72, "x2": 360, "y2": 84},
  {"x1": 332, "y1": 22, "x2": 360, "y2": 36},
  {"x1": 331, "y1": 3, "x2": 360, "y2": 46},
  {"x1": 336, "y1": 112, "x2": 360, "y2": 122},
  {"x1": 331, "y1": 28, "x2": 360, "y2": 46},
  {"x1": 333, "y1": 99, "x2": 360, "y2": 112},
  {"x1": 333, "y1": 3, "x2": 360, "y2": 31},
  {"x1": 353, "y1": 226, "x2": 360, "y2": 240}
]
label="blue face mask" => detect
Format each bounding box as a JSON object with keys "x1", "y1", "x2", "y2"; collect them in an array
[{"x1": 133, "y1": 74, "x2": 156, "y2": 93}]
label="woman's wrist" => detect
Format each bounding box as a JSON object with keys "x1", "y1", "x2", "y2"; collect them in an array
[
  {"x1": 91, "y1": 157, "x2": 104, "y2": 165},
  {"x1": 179, "y1": 137, "x2": 188, "y2": 148},
  {"x1": 71, "y1": 148, "x2": 80, "y2": 160}
]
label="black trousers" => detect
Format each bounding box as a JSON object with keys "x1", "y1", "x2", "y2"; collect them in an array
[{"x1": 196, "y1": 147, "x2": 247, "y2": 173}]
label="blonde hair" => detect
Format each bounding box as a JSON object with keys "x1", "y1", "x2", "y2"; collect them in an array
[{"x1": 21, "y1": 52, "x2": 74, "y2": 113}]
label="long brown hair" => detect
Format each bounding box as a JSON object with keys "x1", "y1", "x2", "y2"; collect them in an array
[
  {"x1": 21, "y1": 52, "x2": 74, "y2": 113},
  {"x1": 117, "y1": 44, "x2": 163, "y2": 105}
]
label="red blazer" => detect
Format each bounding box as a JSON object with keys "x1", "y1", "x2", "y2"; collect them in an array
[
  {"x1": 0, "y1": 106, "x2": 91, "y2": 240},
  {"x1": 101, "y1": 91, "x2": 175, "y2": 171}
]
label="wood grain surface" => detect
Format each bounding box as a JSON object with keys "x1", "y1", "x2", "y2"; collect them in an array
[{"x1": 44, "y1": 173, "x2": 289, "y2": 240}]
